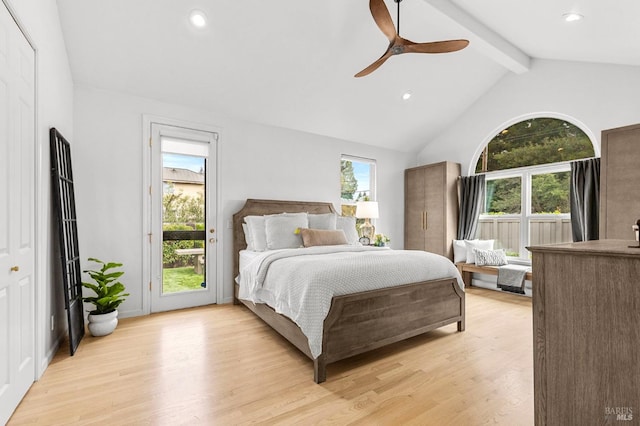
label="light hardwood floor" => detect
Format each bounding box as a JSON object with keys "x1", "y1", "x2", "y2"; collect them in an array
[{"x1": 9, "y1": 288, "x2": 533, "y2": 425}]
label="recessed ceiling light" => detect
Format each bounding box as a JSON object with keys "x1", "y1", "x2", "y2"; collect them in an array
[
  {"x1": 402, "y1": 92, "x2": 412, "y2": 101},
  {"x1": 562, "y1": 12, "x2": 583, "y2": 22},
  {"x1": 189, "y1": 10, "x2": 207, "y2": 28}
]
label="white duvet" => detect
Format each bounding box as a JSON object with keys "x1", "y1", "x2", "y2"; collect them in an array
[{"x1": 236, "y1": 245, "x2": 464, "y2": 359}]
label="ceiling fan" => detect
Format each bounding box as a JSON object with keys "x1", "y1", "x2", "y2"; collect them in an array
[{"x1": 355, "y1": 0, "x2": 469, "y2": 77}]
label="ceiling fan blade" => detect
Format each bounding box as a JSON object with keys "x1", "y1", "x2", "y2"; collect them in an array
[
  {"x1": 403, "y1": 39, "x2": 469, "y2": 54},
  {"x1": 354, "y1": 50, "x2": 393, "y2": 78},
  {"x1": 369, "y1": 0, "x2": 397, "y2": 42}
]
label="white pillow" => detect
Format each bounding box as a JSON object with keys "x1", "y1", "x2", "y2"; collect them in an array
[
  {"x1": 265, "y1": 212, "x2": 309, "y2": 250},
  {"x1": 308, "y1": 213, "x2": 337, "y2": 230},
  {"x1": 244, "y1": 216, "x2": 267, "y2": 251},
  {"x1": 453, "y1": 239, "x2": 469, "y2": 263},
  {"x1": 336, "y1": 216, "x2": 360, "y2": 245},
  {"x1": 242, "y1": 223, "x2": 255, "y2": 251},
  {"x1": 474, "y1": 248, "x2": 507, "y2": 266},
  {"x1": 465, "y1": 239, "x2": 494, "y2": 264}
]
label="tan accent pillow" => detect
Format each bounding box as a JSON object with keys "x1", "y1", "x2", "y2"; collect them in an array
[{"x1": 299, "y1": 228, "x2": 348, "y2": 247}]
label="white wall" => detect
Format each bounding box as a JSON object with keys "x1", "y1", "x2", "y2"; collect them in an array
[
  {"x1": 72, "y1": 86, "x2": 414, "y2": 316},
  {"x1": 6, "y1": 0, "x2": 75, "y2": 375},
  {"x1": 417, "y1": 59, "x2": 640, "y2": 173}
]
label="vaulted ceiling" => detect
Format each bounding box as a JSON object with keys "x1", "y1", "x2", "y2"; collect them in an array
[{"x1": 56, "y1": 0, "x2": 640, "y2": 152}]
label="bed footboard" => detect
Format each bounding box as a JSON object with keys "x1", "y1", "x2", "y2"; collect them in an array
[
  {"x1": 315, "y1": 278, "x2": 465, "y2": 383},
  {"x1": 236, "y1": 278, "x2": 464, "y2": 383}
]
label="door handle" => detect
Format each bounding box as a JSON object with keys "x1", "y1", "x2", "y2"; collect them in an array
[
  {"x1": 421, "y1": 211, "x2": 428, "y2": 231},
  {"x1": 10, "y1": 265, "x2": 19, "y2": 272},
  {"x1": 209, "y1": 228, "x2": 215, "y2": 234},
  {"x1": 209, "y1": 238, "x2": 216, "y2": 243}
]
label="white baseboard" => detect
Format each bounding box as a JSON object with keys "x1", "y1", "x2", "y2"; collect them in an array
[{"x1": 37, "y1": 331, "x2": 65, "y2": 380}]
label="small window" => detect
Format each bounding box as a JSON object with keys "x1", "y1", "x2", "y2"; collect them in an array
[{"x1": 340, "y1": 155, "x2": 376, "y2": 217}]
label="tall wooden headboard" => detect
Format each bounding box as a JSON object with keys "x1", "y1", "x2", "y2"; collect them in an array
[{"x1": 232, "y1": 199, "x2": 337, "y2": 298}]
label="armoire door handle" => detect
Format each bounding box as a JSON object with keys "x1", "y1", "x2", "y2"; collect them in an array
[
  {"x1": 421, "y1": 211, "x2": 428, "y2": 231},
  {"x1": 424, "y1": 211, "x2": 428, "y2": 230}
]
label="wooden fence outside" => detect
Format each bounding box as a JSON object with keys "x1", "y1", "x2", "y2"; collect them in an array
[{"x1": 477, "y1": 216, "x2": 572, "y2": 253}]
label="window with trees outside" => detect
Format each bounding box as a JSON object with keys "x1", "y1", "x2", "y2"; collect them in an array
[
  {"x1": 474, "y1": 118, "x2": 595, "y2": 260},
  {"x1": 340, "y1": 155, "x2": 376, "y2": 218}
]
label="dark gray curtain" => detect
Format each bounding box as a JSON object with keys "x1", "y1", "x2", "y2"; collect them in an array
[
  {"x1": 570, "y1": 158, "x2": 600, "y2": 242},
  {"x1": 457, "y1": 175, "x2": 486, "y2": 240}
]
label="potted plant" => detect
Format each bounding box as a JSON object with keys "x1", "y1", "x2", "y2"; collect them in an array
[
  {"x1": 373, "y1": 234, "x2": 390, "y2": 247},
  {"x1": 82, "y1": 257, "x2": 129, "y2": 336}
]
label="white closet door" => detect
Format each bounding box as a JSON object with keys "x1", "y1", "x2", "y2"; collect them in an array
[{"x1": 0, "y1": 2, "x2": 36, "y2": 424}]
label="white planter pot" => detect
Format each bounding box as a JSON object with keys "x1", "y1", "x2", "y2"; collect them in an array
[{"x1": 87, "y1": 310, "x2": 119, "y2": 337}]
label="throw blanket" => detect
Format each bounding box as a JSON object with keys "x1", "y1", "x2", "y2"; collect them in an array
[
  {"x1": 237, "y1": 245, "x2": 464, "y2": 358},
  {"x1": 497, "y1": 264, "x2": 530, "y2": 294}
]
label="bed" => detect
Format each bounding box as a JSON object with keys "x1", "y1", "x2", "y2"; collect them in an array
[{"x1": 233, "y1": 199, "x2": 465, "y2": 383}]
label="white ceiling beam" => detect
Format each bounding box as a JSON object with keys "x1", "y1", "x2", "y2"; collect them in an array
[{"x1": 422, "y1": 0, "x2": 531, "y2": 74}]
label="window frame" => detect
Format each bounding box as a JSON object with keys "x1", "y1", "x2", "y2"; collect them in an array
[
  {"x1": 479, "y1": 160, "x2": 573, "y2": 262},
  {"x1": 340, "y1": 154, "x2": 377, "y2": 208}
]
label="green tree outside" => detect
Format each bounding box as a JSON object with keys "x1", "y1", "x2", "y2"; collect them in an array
[
  {"x1": 163, "y1": 187, "x2": 204, "y2": 224},
  {"x1": 162, "y1": 190, "x2": 204, "y2": 269},
  {"x1": 476, "y1": 118, "x2": 594, "y2": 173},
  {"x1": 485, "y1": 178, "x2": 521, "y2": 214},
  {"x1": 341, "y1": 160, "x2": 358, "y2": 200},
  {"x1": 531, "y1": 172, "x2": 570, "y2": 213},
  {"x1": 480, "y1": 118, "x2": 594, "y2": 215}
]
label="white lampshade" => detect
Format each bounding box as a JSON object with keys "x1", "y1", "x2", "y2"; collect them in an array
[{"x1": 355, "y1": 201, "x2": 379, "y2": 219}]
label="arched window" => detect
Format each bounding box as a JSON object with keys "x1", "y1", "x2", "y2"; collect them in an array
[{"x1": 474, "y1": 117, "x2": 595, "y2": 260}]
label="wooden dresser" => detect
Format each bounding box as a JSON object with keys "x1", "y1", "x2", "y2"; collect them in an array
[{"x1": 529, "y1": 240, "x2": 640, "y2": 425}]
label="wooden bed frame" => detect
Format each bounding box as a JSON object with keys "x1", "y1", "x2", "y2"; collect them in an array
[{"x1": 233, "y1": 199, "x2": 465, "y2": 383}]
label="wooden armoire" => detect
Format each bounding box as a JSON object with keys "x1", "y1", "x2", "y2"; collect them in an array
[
  {"x1": 600, "y1": 123, "x2": 640, "y2": 240},
  {"x1": 404, "y1": 161, "x2": 460, "y2": 259}
]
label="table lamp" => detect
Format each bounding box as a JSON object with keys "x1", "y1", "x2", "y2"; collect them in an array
[{"x1": 356, "y1": 201, "x2": 379, "y2": 241}]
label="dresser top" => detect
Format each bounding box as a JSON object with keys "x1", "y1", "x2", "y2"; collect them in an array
[{"x1": 528, "y1": 239, "x2": 640, "y2": 257}]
